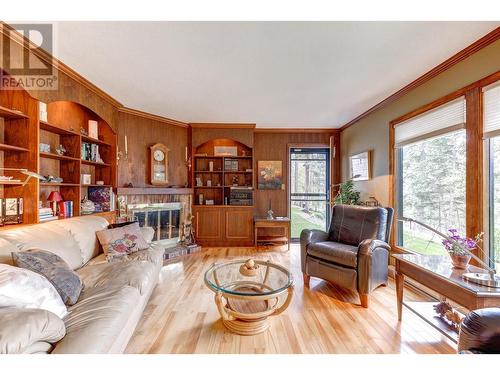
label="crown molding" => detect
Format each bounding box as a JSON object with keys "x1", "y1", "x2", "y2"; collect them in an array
[
  {"x1": 0, "y1": 22, "x2": 123, "y2": 108},
  {"x1": 254, "y1": 128, "x2": 339, "y2": 133},
  {"x1": 340, "y1": 26, "x2": 500, "y2": 132},
  {"x1": 189, "y1": 123, "x2": 256, "y2": 129},
  {"x1": 118, "y1": 107, "x2": 189, "y2": 128}
]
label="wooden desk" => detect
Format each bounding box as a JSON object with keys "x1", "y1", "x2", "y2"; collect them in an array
[
  {"x1": 393, "y1": 253, "x2": 500, "y2": 342},
  {"x1": 254, "y1": 217, "x2": 291, "y2": 251}
]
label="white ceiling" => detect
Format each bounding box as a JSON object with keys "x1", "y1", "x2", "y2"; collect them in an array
[{"x1": 51, "y1": 21, "x2": 499, "y2": 128}]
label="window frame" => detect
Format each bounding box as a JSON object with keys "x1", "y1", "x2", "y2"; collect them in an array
[{"x1": 389, "y1": 70, "x2": 500, "y2": 260}]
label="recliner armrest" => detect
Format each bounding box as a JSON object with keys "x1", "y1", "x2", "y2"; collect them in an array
[
  {"x1": 300, "y1": 229, "x2": 329, "y2": 247},
  {"x1": 300, "y1": 229, "x2": 328, "y2": 272},
  {"x1": 358, "y1": 238, "x2": 390, "y2": 256}
]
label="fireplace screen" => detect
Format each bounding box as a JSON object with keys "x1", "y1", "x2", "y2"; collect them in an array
[{"x1": 125, "y1": 202, "x2": 182, "y2": 244}]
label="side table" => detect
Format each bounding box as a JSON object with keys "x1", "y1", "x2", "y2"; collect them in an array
[{"x1": 254, "y1": 217, "x2": 291, "y2": 251}]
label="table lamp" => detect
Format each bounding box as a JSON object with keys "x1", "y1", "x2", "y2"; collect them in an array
[{"x1": 47, "y1": 191, "x2": 63, "y2": 216}]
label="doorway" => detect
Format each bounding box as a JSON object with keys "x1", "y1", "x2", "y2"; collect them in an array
[{"x1": 289, "y1": 147, "x2": 330, "y2": 239}]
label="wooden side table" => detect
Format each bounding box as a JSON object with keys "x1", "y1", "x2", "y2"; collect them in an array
[
  {"x1": 254, "y1": 217, "x2": 291, "y2": 251},
  {"x1": 393, "y1": 253, "x2": 500, "y2": 343}
]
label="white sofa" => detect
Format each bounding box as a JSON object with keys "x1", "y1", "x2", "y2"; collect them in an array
[{"x1": 0, "y1": 216, "x2": 163, "y2": 354}]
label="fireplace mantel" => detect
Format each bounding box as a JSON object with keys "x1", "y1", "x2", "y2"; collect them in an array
[{"x1": 117, "y1": 187, "x2": 193, "y2": 195}]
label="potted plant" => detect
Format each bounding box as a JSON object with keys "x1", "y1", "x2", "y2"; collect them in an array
[{"x1": 442, "y1": 229, "x2": 483, "y2": 269}]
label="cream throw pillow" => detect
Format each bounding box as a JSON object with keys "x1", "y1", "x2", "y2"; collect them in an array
[
  {"x1": 0, "y1": 264, "x2": 67, "y2": 319},
  {"x1": 96, "y1": 222, "x2": 150, "y2": 261}
]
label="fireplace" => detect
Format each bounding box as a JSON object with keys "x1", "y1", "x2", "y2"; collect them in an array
[{"x1": 125, "y1": 202, "x2": 182, "y2": 246}]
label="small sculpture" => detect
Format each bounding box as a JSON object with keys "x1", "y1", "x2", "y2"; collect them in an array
[
  {"x1": 433, "y1": 300, "x2": 464, "y2": 331},
  {"x1": 267, "y1": 199, "x2": 274, "y2": 220},
  {"x1": 55, "y1": 144, "x2": 66, "y2": 156},
  {"x1": 42, "y1": 175, "x2": 63, "y2": 183},
  {"x1": 239, "y1": 259, "x2": 259, "y2": 276},
  {"x1": 81, "y1": 196, "x2": 95, "y2": 214},
  {"x1": 181, "y1": 214, "x2": 196, "y2": 245}
]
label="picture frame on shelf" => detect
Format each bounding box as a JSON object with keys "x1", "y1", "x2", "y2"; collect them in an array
[{"x1": 214, "y1": 146, "x2": 237, "y2": 156}]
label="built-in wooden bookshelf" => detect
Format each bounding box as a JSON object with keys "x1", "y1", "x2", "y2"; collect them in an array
[
  {"x1": 192, "y1": 139, "x2": 254, "y2": 206},
  {"x1": 0, "y1": 76, "x2": 117, "y2": 227},
  {"x1": 191, "y1": 137, "x2": 255, "y2": 246}
]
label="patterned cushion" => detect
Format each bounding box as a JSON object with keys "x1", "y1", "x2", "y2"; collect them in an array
[
  {"x1": 96, "y1": 222, "x2": 150, "y2": 261},
  {"x1": 0, "y1": 264, "x2": 67, "y2": 318},
  {"x1": 12, "y1": 249, "x2": 84, "y2": 305}
]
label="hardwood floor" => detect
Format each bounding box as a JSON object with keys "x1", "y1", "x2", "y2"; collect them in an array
[{"x1": 125, "y1": 245, "x2": 456, "y2": 354}]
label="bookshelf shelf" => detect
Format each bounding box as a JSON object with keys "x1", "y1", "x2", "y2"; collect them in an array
[
  {"x1": 0, "y1": 181, "x2": 24, "y2": 185},
  {"x1": 81, "y1": 135, "x2": 112, "y2": 147},
  {"x1": 40, "y1": 152, "x2": 80, "y2": 162},
  {"x1": 0, "y1": 105, "x2": 28, "y2": 120},
  {"x1": 0, "y1": 143, "x2": 30, "y2": 152},
  {"x1": 81, "y1": 159, "x2": 112, "y2": 167},
  {"x1": 40, "y1": 182, "x2": 80, "y2": 187},
  {"x1": 39, "y1": 120, "x2": 79, "y2": 136}
]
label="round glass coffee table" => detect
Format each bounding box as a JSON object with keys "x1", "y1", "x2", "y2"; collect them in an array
[{"x1": 204, "y1": 259, "x2": 294, "y2": 335}]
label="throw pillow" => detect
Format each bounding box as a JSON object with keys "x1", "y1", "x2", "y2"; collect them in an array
[
  {"x1": 96, "y1": 222, "x2": 150, "y2": 261},
  {"x1": 0, "y1": 264, "x2": 67, "y2": 319},
  {"x1": 12, "y1": 249, "x2": 84, "y2": 305}
]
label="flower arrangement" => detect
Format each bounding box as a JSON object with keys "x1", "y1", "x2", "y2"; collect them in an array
[{"x1": 441, "y1": 229, "x2": 483, "y2": 256}]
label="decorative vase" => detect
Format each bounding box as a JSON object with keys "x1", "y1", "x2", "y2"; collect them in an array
[{"x1": 450, "y1": 253, "x2": 471, "y2": 269}]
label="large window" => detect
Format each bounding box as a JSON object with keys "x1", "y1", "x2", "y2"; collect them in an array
[
  {"x1": 394, "y1": 98, "x2": 466, "y2": 255},
  {"x1": 484, "y1": 82, "x2": 500, "y2": 271}
]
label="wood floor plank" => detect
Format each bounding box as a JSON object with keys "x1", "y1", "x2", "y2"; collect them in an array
[{"x1": 125, "y1": 245, "x2": 456, "y2": 354}]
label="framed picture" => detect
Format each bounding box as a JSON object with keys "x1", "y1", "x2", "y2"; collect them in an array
[
  {"x1": 214, "y1": 146, "x2": 237, "y2": 156},
  {"x1": 349, "y1": 151, "x2": 371, "y2": 181},
  {"x1": 258, "y1": 161, "x2": 283, "y2": 190}
]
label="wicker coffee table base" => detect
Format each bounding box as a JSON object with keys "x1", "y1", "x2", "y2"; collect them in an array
[{"x1": 214, "y1": 283, "x2": 294, "y2": 336}]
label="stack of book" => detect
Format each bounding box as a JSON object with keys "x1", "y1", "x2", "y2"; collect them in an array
[
  {"x1": 81, "y1": 142, "x2": 102, "y2": 163},
  {"x1": 39, "y1": 207, "x2": 57, "y2": 222},
  {"x1": 58, "y1": 201, "x2": 74, "y2": 218}
]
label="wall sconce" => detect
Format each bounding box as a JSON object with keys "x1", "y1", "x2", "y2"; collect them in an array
[{"x1": 117, "y1": 135, "x2": 128, "y2": 161}]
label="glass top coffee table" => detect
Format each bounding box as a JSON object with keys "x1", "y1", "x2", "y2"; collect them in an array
[{"x1": 204, "y1": 259, "x2": 294, "y2": 335}]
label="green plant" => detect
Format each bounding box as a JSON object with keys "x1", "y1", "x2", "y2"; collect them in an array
[{"x1": 334, "y1": 179, "x2": 361, "y2": 205}]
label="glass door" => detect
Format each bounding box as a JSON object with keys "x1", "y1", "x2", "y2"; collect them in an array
[{"x1": 289, "y1": 147, "x2": 330, "y2": 239}]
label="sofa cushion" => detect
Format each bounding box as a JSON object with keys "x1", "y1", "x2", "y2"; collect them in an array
[
  {"x1": 0, "y1": 222, "x2": 83, "y2": 270},
  {"x1": 307, "y1": 241, "x2": 359, "y2": 268},
  {"x1": 52, "y1": 285, "x2": 140, "y2": 354},
  {"x1": 52, "y1": 216, "x2": 109, "y2": 265},
  {"x1": 12, "y1": 249, "x2": 84, "y2": 305},
  {"x1": 77, "y1": 259, "x2": 157, "y2": 296},
  {"x1": 0, "y1": 238, "x2": 18, "y2": 265},
  {"x1": 328, "y1": 205, "x2": 389, "y2": 246},
  {"x1": 0, "y1": 264, "x2": 67, "y2": 318},
  {"x1": 86, "y1": 246, "x2": 164, "y2": 268},
  {"x1": 0, "y1": 307, "x2": 66, "y2": 354},
  {"x1": 96, "y1": 223, "x2": 150, "y2": 261}
]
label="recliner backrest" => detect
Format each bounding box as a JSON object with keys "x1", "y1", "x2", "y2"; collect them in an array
[{"x1": 328, "y1": 205, "x2": 393, "y2": 246}]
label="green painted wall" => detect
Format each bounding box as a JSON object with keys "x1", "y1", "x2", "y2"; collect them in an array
[{"x1": 340, "y1": 39, "x2": 500, "y2": 205}]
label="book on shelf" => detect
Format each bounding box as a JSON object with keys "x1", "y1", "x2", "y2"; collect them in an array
[
  {"x1": 58, "y1": 200, "x2": 74, "y2": 218},
  {"x1": 81, "y1": 142, "x2": 101, "y2": 162},
  {"x1": 39, "y1": 216, "x2": 57, "y2": 222}
]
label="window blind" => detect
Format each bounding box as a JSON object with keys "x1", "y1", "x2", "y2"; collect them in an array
[
  {"x1": 394, "y1": 97, "x2": 466, "y2": 147},
  {"x1": 483, "y1": 81, "x2": 500, "y2": 138}
]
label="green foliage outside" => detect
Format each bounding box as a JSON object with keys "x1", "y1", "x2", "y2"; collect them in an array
[
  {"x1": 400, "y1": 130, "x2": 466, "y2": 256},
  {"x1": 291, "y1": 205, "x2": 324, "y2": 238}
]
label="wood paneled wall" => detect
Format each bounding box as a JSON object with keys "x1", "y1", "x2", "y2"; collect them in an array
[
  {"x1": 191, "y1": 124, "x2": 255, "y2": 148},
  {"x1": 253, "y1": 131, "x2": 340, "y2": 217},
  {"x1": 117, "y1": 111, "x2": 189, "y2": 188}
]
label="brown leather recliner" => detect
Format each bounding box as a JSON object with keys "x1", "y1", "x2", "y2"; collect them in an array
[
  {"x1": 300, "y1": 204, "x2": 394, "y2": 308},
  {"x1": 458, "y1": 308, "x2": 500, "y2": 353}
]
